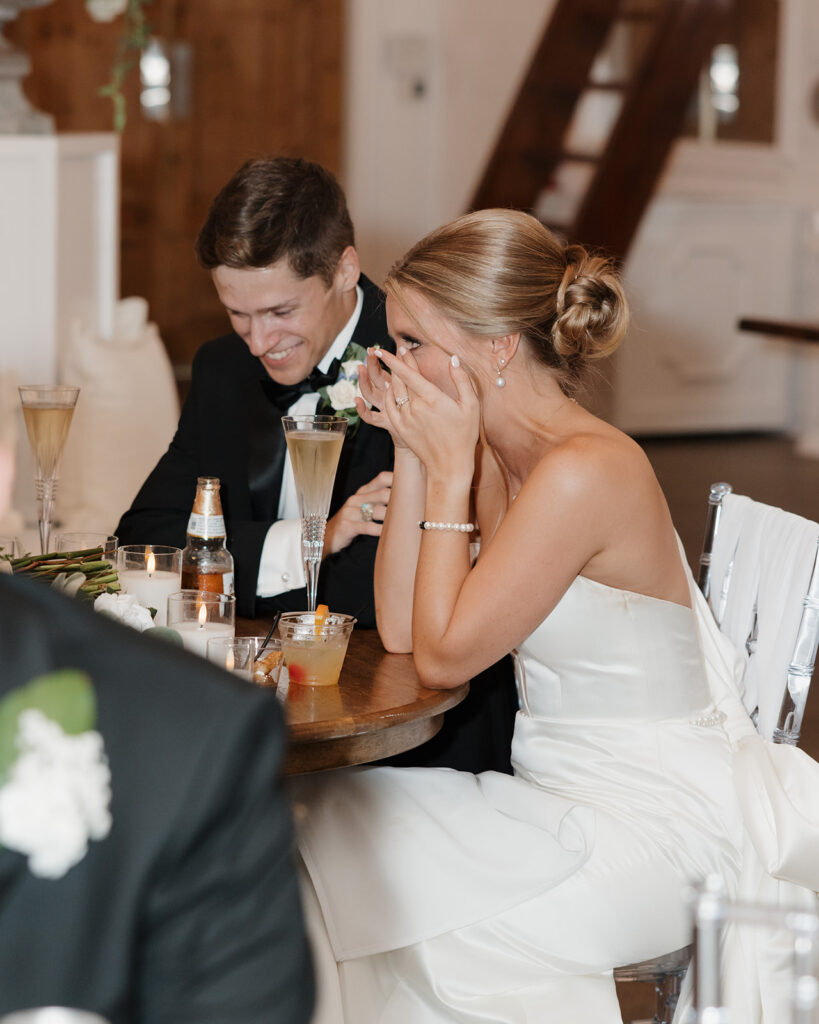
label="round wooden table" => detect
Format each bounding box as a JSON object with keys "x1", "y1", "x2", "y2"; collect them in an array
[{"x1": 238, "y1": 620, "x2": 469, "y2": 775}]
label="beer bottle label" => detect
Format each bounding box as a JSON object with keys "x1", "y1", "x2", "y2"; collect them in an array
[{"x1": 187, "y1": 513, "x2": 226, "y2": 539}]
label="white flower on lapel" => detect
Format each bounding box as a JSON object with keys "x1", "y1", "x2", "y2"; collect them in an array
[
  {"x1": 85, "y1": 0, "x2": 128, "y2": 21},
  {"x1": 341, "y1": 359, "x2": 364, "y2": 381},
  {"x1": 0, "y1": 709, "x2": 112, "y2": 879},
  {"x1": 325, "y1": 378, "x2": 360, "y2": 413}
]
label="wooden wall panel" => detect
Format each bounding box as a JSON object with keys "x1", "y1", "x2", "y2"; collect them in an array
[{"x1": 10, "y1": 0, "x2": 343, "y2": 367}]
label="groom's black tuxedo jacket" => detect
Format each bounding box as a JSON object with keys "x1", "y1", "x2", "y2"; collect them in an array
[
  {"x1": 0, "y1": 574, "x2": 313, "y2": 1024},
  {"x1": 116, "y1": 274, "x2": 394, "y2": 624}
]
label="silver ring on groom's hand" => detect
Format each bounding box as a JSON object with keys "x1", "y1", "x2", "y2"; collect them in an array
[
  {"x1": 360, "y1": 501, "x2": 375, "y2": 522},
  {"x1": 395, "y1": 395, "x2": 410, "y2": 409}
]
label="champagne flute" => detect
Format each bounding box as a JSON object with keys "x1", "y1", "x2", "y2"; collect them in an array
[
  {"x1": 18, "y1": 385, "x2": 80, "y2": 554},
  {"x1": 282, "y1": 415, "x2": 347, "y2": 612}
]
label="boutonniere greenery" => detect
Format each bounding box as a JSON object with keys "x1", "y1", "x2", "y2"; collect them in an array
[
  {"x1": 317, "y1": 341, "x2": 367, "y2": 436},
  {"x1": 0, "y1": 670, "x2": 112, "y2": 879}
]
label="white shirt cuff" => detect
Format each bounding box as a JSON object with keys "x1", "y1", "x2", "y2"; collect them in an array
[{"x1": 256, "y1": 519, "x2": 306, "y2": 597}]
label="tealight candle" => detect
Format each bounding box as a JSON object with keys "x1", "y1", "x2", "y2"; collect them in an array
[
  {"x1": 167, "y1": 590, "x2": 236, "y2": 659},
  {"x1": 116, "y1": 545, "x2": 181, "y2": 627},
  {"x1": 206, "y1": 636, "x2": 257, "y2": 680}
]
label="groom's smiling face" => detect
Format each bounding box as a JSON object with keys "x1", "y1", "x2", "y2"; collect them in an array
[{"x1": 213, "y1": 248, "x2": 360, "y2": 386}]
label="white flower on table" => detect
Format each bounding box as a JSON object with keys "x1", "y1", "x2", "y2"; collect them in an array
[
  {"x1": 85, "y1": 0, "x2": 128, "y2": 22},
  {"x1": 0, "y1": 709, "x2": 112, "y2": 879},
  {"x1": 94, "y1": 591, "x2": 154, "y2": 632},
  {"x1": 325, "y1": 378, "x2": 360, "y2": 413}
]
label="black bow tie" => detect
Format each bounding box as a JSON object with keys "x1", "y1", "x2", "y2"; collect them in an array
[{"x1": 260, "y1": 358, "x2": 342, "y2": 412}]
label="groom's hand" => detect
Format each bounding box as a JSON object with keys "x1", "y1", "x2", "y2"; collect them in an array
[{"x1": 322, "y1": 470, "x2": 393, "y2": 556}]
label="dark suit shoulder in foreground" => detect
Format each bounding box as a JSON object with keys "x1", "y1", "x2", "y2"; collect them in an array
[{"x1": 0, "y1": 575, "x2": 314, "y2": 1024}]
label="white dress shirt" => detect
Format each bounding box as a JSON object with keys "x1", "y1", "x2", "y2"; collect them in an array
[{"x1": 256, "y1": 286, "x2": 364, "y2": 597}]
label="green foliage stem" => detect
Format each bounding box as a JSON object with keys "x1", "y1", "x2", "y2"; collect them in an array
[{"x1": 98, "y1": 0, "x2": 153, "y2": 132}]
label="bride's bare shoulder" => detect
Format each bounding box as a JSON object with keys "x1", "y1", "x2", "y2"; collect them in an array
[{"x1": 533, "y1": 422, "x2": 653, "y2": 499}]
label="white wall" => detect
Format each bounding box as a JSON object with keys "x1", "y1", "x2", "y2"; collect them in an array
[
  {"x1": 615, "y1": 0, "x2": 819, "y2": 442},
  {"x1": 343, "y1": 0, "x2": 819, "y2": 448},
  {"x1": 343, "y1": 0, "x2": 553, "y2": 283}
]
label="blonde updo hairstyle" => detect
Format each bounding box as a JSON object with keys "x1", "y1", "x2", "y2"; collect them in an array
[{"x1": 384, "y1": 208, "x2": 628, "y2": 396}]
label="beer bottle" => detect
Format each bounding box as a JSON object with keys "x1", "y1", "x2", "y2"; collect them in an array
[{"x1": 181, "y1": 477, "x2": 234, "y2": 595}]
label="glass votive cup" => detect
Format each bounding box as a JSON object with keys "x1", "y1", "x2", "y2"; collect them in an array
[
  {"x1": 276, "y1": 612, "x2": 356, "y2": 686},
  {"x1": 116, "y1": 545, "x2": 182, "y2": 627},
  {"x1": 55, "y1": 532, "x2": 118, "y2": 566},
  {"x1": 0, "y1": 536, "x2": 20, "y2": 563},
  {"x1": 167, "y1": 590, "x2": 236, "y2": 659},
  {"x1": 207, "y1": 635, "x2": 284, "y2": 687}
]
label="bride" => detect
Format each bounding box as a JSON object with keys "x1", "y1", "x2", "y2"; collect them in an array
[{"x1": 294, "y1": 209, "x2": 744, "y2": 1022}]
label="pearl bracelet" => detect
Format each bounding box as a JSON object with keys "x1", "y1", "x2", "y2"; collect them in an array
[{"x1": 419, "y1": 520, "x2": 475, "y2": 533}]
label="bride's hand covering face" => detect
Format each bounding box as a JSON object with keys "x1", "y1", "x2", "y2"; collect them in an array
[{"x1": 371, "y1": 309, "x2": 481, "y2": 483}]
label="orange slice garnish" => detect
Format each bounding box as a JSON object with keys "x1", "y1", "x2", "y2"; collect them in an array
[{"x1": 314, "y1": 603, "x2": 330, "y2": 635}]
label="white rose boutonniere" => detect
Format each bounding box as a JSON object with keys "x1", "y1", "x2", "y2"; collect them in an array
[
  {"x1": 317, "y1": 341, "x2": 367, "y2": 435},
  {"x1": 0, "y1": 670, "x2": 112, "y2": 879}
]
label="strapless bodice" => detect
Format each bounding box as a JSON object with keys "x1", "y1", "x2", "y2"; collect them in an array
[{"x1": 514, "y1": 574, "x2": 712, "y2": 721}]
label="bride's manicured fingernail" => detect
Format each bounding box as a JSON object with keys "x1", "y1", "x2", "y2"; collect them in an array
[
  {"x1": 451, "y1": 354, "x2": 460, "y2": 367},
  {"x1": 398, "y1": 346, "x2": 407, "y2": 356},
  {"x1": 372, "y1": 348, "x2": 383, "y2": 358}
]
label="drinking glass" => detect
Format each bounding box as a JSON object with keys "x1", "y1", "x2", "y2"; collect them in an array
[
  {"x1": 207, "y1": 635, "x2": 284, "y2": 687},
  {"x1": 167, "y1": 590, "x2": 235, "y2": 658},
  {"x1": 18, "y1": 384, "x2": 80, "y2": 554},
  {"x1": 277, "y1": 611, "x2": 356, "y2": 686},
  {"x1": 116, "y1": 545, "x2": 181, "y2": 626},
  {"x1": 55, "y1": 532, "x2": 118, "y2": 568},
  {"x1": 0, "y1": 536, "x2": 20, "y2": 559},
  {"x1": 282, "y1": 415, "x2": 347, "y2": 612}
]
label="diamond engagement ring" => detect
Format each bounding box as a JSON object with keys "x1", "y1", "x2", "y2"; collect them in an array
[
  {"x1": 395, "y1": 396, "x2": 410, "y2": 409},
  {"x1": 360, "y1": 501, "x2": 375, "y2": 522}
]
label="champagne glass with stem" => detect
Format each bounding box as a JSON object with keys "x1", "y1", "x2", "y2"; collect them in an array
[
  {"x1": 18, "y1": 384, "x2": 80, "y2": 554},
  {"x1": 282, "y1": 415, "x2": 347, "y2": 612}
]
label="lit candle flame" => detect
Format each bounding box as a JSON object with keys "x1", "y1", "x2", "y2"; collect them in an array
[
  {"x1": 146, "y1": 551, "x2": 156, "y2": 576},
  {"x1": 226, "y1": 649, "x2": 235, "y2": 672},
  {"x1": 197, "y1": 601, "x2": 208, "y2": 628}
]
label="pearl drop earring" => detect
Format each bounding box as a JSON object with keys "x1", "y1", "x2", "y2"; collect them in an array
[{"x1": 495, "y1": 358, "x2": 506, "y2": 388}]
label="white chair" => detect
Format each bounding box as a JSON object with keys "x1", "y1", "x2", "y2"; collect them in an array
[
  {"x1": 690, "y1": 874, "x2": 819, "y2": 1024},
  {"x1": 615, "y1": 482, "x2": 819, "y2": 1024}
]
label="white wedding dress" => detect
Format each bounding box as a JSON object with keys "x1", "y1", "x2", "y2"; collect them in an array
[{"x1": 295, "y1": 568, "x2": 748, "y2": 1022}]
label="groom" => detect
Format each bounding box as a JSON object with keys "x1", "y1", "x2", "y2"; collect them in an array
[{"x1": 116, "y1": 156, "x2": 395, "y2": 625}]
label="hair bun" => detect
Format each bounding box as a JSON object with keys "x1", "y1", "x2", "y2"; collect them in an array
[{"x1": 552, "y1": 245, "x2": 628, "y2": 362}]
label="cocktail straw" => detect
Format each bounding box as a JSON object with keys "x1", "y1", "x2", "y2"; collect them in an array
[{"x1": 254, "y1": 611, "x2": 282, "y2": 662}]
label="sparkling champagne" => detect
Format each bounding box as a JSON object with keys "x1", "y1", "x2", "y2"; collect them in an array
[
  {"x1": 285, "y1": 431, "x2": 344, "y2": 518},
  {"x1": 22, "y1": 403, "x2": 75, "y2": 478},
  {"x1": 282, "y1": 415, "x2": 347, "y2": 612}
]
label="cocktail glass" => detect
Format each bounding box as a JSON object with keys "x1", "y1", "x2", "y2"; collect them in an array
[
  {"x1": 282, "y1": 415, "x2": 347, "y2": 612},
  {"x1": 277, "y1": 611, "x2": 356, "y2": 686},
  {"x1": 18, "y1": 385, "x2": 80, "y2": 554}
]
